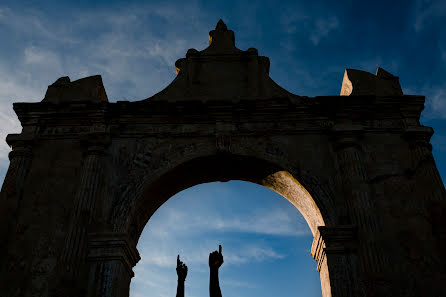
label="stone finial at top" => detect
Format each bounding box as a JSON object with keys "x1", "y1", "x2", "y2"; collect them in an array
[
  {"x1": 147, "y1": 19, "x2": 292, "y2": 101},
  {"x1": 340, "y1": 67, "x2": 403, "y2": 96},
  {"x1": 42, "y1": 75, "x2": 108, "y2": 103},
  {"x1": 215, "y1": 19, "x2": 228, "y2": 31},
  {"x1": 205, "y1": 19, "x2": 240, "y2": 54}
]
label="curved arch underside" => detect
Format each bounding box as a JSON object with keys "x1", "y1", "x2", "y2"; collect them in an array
[{"x1": 131, "y1": 154, "x2": 326, "y2": 242}]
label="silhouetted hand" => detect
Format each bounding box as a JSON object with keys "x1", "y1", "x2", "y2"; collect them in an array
[
  {"x1": 177, "y1": 255, "x2": 188, "y2": 281},
  {"x1": 209, "y1": 245, "x2": 224, "y2": 269}
]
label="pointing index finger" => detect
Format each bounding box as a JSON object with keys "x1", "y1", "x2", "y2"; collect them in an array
[{"x1": 219, "y1": 245, "x2": 222, "y2": 254}]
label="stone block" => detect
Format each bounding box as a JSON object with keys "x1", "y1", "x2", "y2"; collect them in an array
[
  {"x1": 340, "y1": 67, "x2": 403, "y2": 96},
  {"x1": 42, "y1": 75, "x2": 108, "y2": 103}
]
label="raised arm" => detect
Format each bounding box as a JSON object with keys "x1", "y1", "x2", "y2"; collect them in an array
[
  {"x1": 209, "y1": 245, "x2": 224, "y2": 297},
  {"x1": 176, "y1": 255, "x2": 188, "y2": 297}
]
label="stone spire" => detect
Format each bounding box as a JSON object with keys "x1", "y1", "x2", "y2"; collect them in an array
[{"x1": 205, "y1": 19, "x2": 240, "y2": 54}]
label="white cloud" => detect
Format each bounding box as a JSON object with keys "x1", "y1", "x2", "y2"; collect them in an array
[
  {"x1": 211, "y1": 209, "x2": 309, "y2": 236},
  {"x1": 310, "y1": 17, "x2": 339, "y2": 46},
  {"x1": 427, "y1": 88, "x2": 446, "y2": 118},
  {"x1": 0, "y1": 4, "x2": 210, "y2": 102},
  {"x1": 0, "y1": 64, "x2": 41, "y2": 164},
  {"x1": 0, "y1": 6, "x2": 78, "y2": 44},
  {"x1": 133, "y1": 265, "x2": 170, "y2": 287},
  {"x1": 129, "y1": 182, "x2": 310, "y2": 297},
  {"x1": 227, "y1": 245, "x2": 285, "y2": 264},
  {"x1": 417, "y1": 86, "x2": 446, "y2": 120},
  {"x1": 0, "y1": 3, "x2": 212, "y2": 182},
  {"x1": 280, "y1": 10, "x2": 309, "y2": 34},
  {"x1": 280, "y1": 10, "x2": 339, "y2": 46},
  {"x1": 137, "y1": 243, "x2": 285, "y2": 270},
  {"x1": 23, "y1": 46, "x2": 64, "y2": 77},
  {"x1": 131, "y1": 241, "x2": 282, "y2": 297},
  {"x1": 131, "y1": 266, "x2": 174, "y2": 297},
  {"x1": 133, "y1": 198, "x2": 304, "y2": 291},
  {"x1": 0, "y1": 45, "x2": 65, "y2": 169},
  {"x1": 24, "y1": 46, "x2": 56, "y2": 64},
  {"x1": 414, "y1": 0, "x2": 446, "y2": 32},
  {"x1": 144, "y1": 205, "x2": 309, "y2": 239}
]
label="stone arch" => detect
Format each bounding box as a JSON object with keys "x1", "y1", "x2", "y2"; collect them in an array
[
  {"x1": 126, "y1": 153, "x2": 333, "y2": 243},
  {"x1": 120, "y1": 152, "x2": 334, "y2": 297}
]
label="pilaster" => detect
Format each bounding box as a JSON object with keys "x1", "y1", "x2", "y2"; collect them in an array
[
  {"x1": 311, "y1": 225, "x2": 359, "y2": 297},
  {"x1": 0, "y1": 132, "x2": 35, "y2": 270},
  {"x1": 54, "y1": 126, "x2": 111, "y2": 295},
  {"x1": 331, "y1": 124, "x2": 387, "y2": 274},
  {"x1": 86, "y1": 232, "x2": 140, "y2": 297}
]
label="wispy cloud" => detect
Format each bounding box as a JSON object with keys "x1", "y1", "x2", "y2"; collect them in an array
[
  {"x1": 0, "y1": 63, "x2": 40, "y2": 163},
  {"x1": 310, "y1": 16, "x2": 339, "y2": 45},
  {"x1": 280, "y1": 10, "x2": 339, "y2": 46},
  {"x1": 0, "y1": 3, "x2": 210, "y2": 100},
  {"x1": 280, "y1": 10, "x2": 308, "y2": 34},
  {"x1": 211, "y1": 209, "x2": 309, "y2": 237},
  {"x1": 0, "y1": 3, "x2": 211, "y2": 180},
  {"x1": 414, "y1": 0, "x2": 446, "y2": 32},
  {"x1": 130, "y1": 198, "x2": 302, "y2": 297},
  {"x1": 0, "y1": 7, "x2": 77, "y2": 44},
  {"x1": 226, "y1": 245, "x2": 285, "y2": 264},
  {"x1": 138, "y1": 243, "x2": 285, "y2": 269},
  {"x1": 427, "y1": 88, "x2": 446, "y2": 118},
  {"x1": 419, "y1": 87, "x2": 446, "y2": 120},
  {"x1": 131, "y1": 266, "x2": 174, "y2": 297},
  {"x1": 130, "y1": 180, "x2": 309, "y2": 297},
  {"x1": 145, "y1": 206, "x2": 310, "y2": 239}
]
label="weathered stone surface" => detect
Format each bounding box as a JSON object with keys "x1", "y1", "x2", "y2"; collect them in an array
[
  {"x1": 1, "y1": 20, "x2": 445, "y2": 297},
  {"x1": 340, "y1": 67, "x2": 403, "y2": 96},
  {"x1": 42, "y1": 75, "x2": 108, "y2": 103}
]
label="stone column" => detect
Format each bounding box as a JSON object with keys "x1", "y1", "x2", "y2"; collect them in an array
[
  {"x1": 86, "y1": 233, "x2": 140, "y2": 297},
  {"x1": 0, "y1": 133, "x2": 34, "y2": 269},
  {"x1": 332, "y1": 125, "x2": 387, "y2": 274},
  {"x1": 311, "y1": 226, "x2": 359, "y2": 297},
  {"x1": 55, "y1": 129, "x2": 110, "y2": 294}
]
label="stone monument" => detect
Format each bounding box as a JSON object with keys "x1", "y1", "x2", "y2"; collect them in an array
[{"x1": 0, "y1": 20, "x2": 445, "y2": 297}]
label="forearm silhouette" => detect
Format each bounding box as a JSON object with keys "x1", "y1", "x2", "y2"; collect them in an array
[
  {"x1": 209, "y1": 245, "x2": 224, "y2": 297},
  {"x1": 176, "y1": 255, "x2": 188, "y2": 297}
]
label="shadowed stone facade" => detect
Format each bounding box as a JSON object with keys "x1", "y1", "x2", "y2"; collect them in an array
[{"x1": 1, "y1": 20, "x2": 445, "y2": 297}]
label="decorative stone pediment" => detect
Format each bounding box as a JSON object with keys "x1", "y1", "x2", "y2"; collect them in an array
[{"x1": 145, "y1": 19, "x2": 296, "y2": 101}]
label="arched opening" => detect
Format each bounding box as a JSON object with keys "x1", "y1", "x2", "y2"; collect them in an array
[
  {"x1": 128, "y1": 154, "x2": 332, "y2": 242},
  {"x1": 129, "y1": 180, "x2": 322, "y2": 297},
  {"x1": 119, "y1": 153, "x2": 335, "y2": 297}
]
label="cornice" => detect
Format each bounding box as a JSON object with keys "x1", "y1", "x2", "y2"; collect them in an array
[{"x1": 11, "y1": 95, "x2": 425, "y2": 126}]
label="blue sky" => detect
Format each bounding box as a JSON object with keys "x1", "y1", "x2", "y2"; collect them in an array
[
  {"x1": 132, "y1": 181, "x2": 319, "y2": 297},
  {"x1": 0, "y1": 1, "x2": 445, "y2": 297}
]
